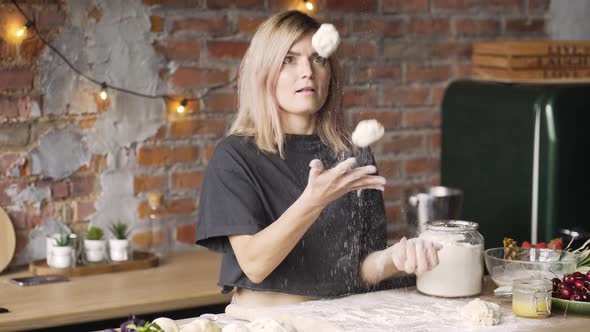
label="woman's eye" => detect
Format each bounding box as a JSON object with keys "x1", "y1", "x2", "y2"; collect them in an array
[
  {"x1": 283, "y1": 56, "x2": 293, "y2": 64},
  {"x1": 314, "y1": 56, "x2": 326, "y2": 64}
]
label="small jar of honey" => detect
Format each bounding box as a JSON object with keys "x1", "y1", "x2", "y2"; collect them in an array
[{"x1": 512, "y1": 278, "x2": 552, "y2": 318}]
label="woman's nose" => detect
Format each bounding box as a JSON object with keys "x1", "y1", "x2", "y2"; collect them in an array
[{"x1": 298, "y1": 59, "x2": 314, "y2": 79}]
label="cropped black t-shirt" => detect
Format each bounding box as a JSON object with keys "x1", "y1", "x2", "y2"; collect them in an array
[{"x1": 196, "y1": 134, "x2": 389, "y2": 298}]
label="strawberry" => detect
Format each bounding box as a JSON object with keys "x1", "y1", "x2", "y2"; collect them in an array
[
  {"x1": 521, "y1": 241, "x2": 533, "y2": 248},
  {"x1": 547, "y1": 238, "x2": 563, "y2": 250},
  {"x1": 535, "y1": 242, "x2": 547, "y2": 248}
]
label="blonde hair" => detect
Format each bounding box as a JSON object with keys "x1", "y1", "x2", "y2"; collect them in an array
[{"x1": 228, "y1": 10, "x2": 351, "y2": 158}]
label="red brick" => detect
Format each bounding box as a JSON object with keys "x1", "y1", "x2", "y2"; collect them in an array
[
  {"x1": 207, "y1": 41, "x2": 249, "y2": 60},
  {"x1": 430, "y1": 131, "x2": 441, "y2": 152},
  {"x1": 134, "y1": 175, "x2": 166, "y2": 193},
  {"x1": 50, "y1": 180, "x2": 69, "y2": 200},
  {"x1": 352, "y1": 65, "x2": 401, "y2": 84},
  {"x1": 382, "y1": 86, "x2": 430, "y2": 106},
  {"x1": 176, "y1": 223, "x2": 197, "y2": 244},
  {"x1": 172, "y1": 16, "x2": 229, "y2": 35},
  {"x1": 404, "y1": 110, "x2": 440, "y2": 128},
  {"x1": 147, "y1": 125, "x2": 167, "y2": 141},
  {"x1": 455, "y1": 18, "x2": 501, "y2": 36},
  {"x1": 404, "y1": 157, "x2": 439, "y2": 176},
  {"x1": 205, "y1": 92, "x2": 236, "y2": 112},
  {"x1": 207, "y1": 0, "x2": 263, "y2": 9},
  {"x1": 351, "y1": 110, "x2": 402, "y2": 130},
  {"x1": 35, "y1": 8, "x2": 66, "y2": 30},
  {"x1": 383, "y1": 184, "x2": 402, "y2": 201},
  {"x1": 172, "y1": 171, "x2": 204, "y2": 189},
  {"x1": 506, "y1": 19, "x2": 545, "y2": 34},
  {"x1": 377, "y1": 159, "x2": 400, "y2": 177},
  {"x1": 154, "y1": 40, "x2": 200, "y2": 61},
  {"x1": 269, "y1": 0, "x2": 300, "y2": 10},
  {"x1": 343, "y1": 89, "x2": 379, "y2": 108},
  {"x1": 238, "y1": 17, "x2": 265, "y2": 33},
  {"x1": 529, "y1": 0, "x2": 550, "y2": 12},
  {"x1": 325, "y1": 0, "x2": 377, "y2": 12},
  {"x1": 352, "y1": 19, "x2": 403, "y2": 37},
  {"x1": 0, "y1": 181, "x2": 24, "y2": 206},
  {"x1": 137, "y1": 146, "x2": 199, "y2": 166},
  {"x1": 171, "y1": 67, "x2": 229, "y2": 88},
  {"x1": 455, "y1": 63, "x2": 472, "y2": 79},
  {"x1": 383, "y1": 0, "x2": 429, "y2": 13},
  {"x1": 138, "y1": 198, "x2": 196, "y2": 218},
  {"x1": 0, "y1": 69, "x2": 34, "y2": 90},
  {"x1": 143, "y1": 0, "x2": 200, "y2": 7},
  {"x1": 385, "y1": 203, "x2": 401, "y2": 223},
  {"x1": 170, "y1": 118, "x2": 226, "y2": 137},
  {"x1": 166, "y1": 97, "x2": 200, "y2": 115},
  {"x1": 408, "y1": 18, "x2": 450, "y2": 37},
  {"x1": 8, "y1": 207, "x2": 40, "y2": 230},
  {"x1": 0, "y1": 38, "x2": 45, "y2": 63},
  {"x1": 336, "y1": 41, "x2": 378, "y2": 59},
  {"x1": 433, "y1": 42, "x2": 471, "y2": 58},
  {"x1": 432, "y1": 0, "x2": 477, "y2": 10},
  {"x1": 75, "y1": 200, "x2": 96, "y2": 221},
  {"x1": 0, "y1": 96, "x2": 34, "y2": 119},
  {"x1": 150, "y1": 15, "x2": 164, "y2": 33},
  {"x1": 382, "y1": 135, "x2": 424, "y2": 154},
  {"x1": 90, "y1": 154, "x2": 108, "y2": 172},
  {"x1": 0, "y1": 153, "x2": 21, "y2": 174},
  {"x1": 431, "y1": 85, "x2": 447, "y2": 105},
  {"x1": 406, "y1": 63, "x2": 453, "y2": 82},
  {"x1": 71, "y1": 176, "x2": 97, "y2": 197}
]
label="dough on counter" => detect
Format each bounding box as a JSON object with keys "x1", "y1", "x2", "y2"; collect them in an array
[
  {"x1": 351, "y1": 119, "x2": 385, "y2": 148},
  {"x1": 460, "y1": 298, "x2": 502, "y2": 326},
  {"x1": 153, "y1": 317, "x2": 179, "y2": 332},
  {"x1": 246, "y1": 318, "x2": 296, "y2": 332},
  {"x1": 222, "y1": 322, "x2": 250, "y2": 332},
  {"x1": 180, "y1": 318, "x2": 221, "y2": 332}
]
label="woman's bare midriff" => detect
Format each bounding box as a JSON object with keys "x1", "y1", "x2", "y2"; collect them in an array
[{"x1": 234, "y1": 288, "x2": 316, "y2": 307}]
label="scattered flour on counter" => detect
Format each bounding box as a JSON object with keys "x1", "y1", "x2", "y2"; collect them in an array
[
  {"x1": 247, "y1": 318, "x2": 296, "y2": 332},
  {"x1": 461, "y1": 299, "x2": 502, "y2": 326},
  {"x1": 222, "y1": 322, "x2": 250, "y2": 332},
  {"x1": 180, "y1": 318, "x2": 221, "y2": 332}
]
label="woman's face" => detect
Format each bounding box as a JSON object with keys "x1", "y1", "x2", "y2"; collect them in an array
[{"x1": 275, "y1": 31, "x2": 331, "y2": 118}]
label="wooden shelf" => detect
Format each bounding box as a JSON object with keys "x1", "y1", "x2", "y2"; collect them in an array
[{"x1": 29, "y1": 251, "x2": 159, "y2": 277}]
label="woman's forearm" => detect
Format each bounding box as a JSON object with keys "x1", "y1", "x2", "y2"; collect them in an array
[{"x1": 229, "y1": 191, "x2": 325, "y2": 284}]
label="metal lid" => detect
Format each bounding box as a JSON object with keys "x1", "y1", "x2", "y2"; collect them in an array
[{"x1": 425, "y1": 220, "x2": 479, "y2": 231}]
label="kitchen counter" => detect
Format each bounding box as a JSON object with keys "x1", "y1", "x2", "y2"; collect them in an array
[
  {"x1": 0, "y1": 250, "x2": 231, "y2": 332},
  {"x1": 176, "y1": 277, "x2": 590, "y2": 332}
]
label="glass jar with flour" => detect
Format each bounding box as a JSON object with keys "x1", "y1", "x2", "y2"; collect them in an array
[{"x1": 417, "y1": 220, "x2": 484, "y2": 297}]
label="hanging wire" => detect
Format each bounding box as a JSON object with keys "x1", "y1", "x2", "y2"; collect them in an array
[{"x1": 9, "y1": 0, "x2": 235, "y2": 103}]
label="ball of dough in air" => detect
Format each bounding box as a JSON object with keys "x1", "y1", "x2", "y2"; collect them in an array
[
  {"x1": 352, "y1": 119, "x2": 385, "y2": 147},
  {"x1": 312, "y1": 24, "x2": 340, "y2": 58}
]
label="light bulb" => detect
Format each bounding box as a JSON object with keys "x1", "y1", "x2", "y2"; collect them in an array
[
  {"x1": 15, "y1": 27, "x2": 26, "y2": 38},
  {"x1": 177, "y1": 99, "x2": 188, "y2": 114},
  {"x1": 304, "y1": 0, "x2": 314, "y2": 10},
  {"x1": 99, "y1": 82, "x2": 108, "y2": 100}
]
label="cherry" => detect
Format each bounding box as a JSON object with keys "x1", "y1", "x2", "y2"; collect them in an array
[
  {"x1": 563, "y1": 274, "x2": 575, "y2": 285},
  {"x1": 574, "y1": 279, "x2": 585, "y2": 290},
  {"x1": 586, "y1": 271, "x2": 590, "y2": 280},
  {"x1": 581, "y1": 293, "x2": 590, "y2": 302},
  {"x1": 573, "y1": 271, "x2": 584, "y2": 280},
  {"x1": 570, "y1": 293, "x2": 583, "y2": 302},
  {"x1": 561, "y1": 286, "x2": 573, "y2": 299},
  {"x1": 552, "y1": 278, "x2": 561, "y2": 291}
]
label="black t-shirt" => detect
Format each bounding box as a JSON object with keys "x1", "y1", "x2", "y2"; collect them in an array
[{"x1": 196, "y1": 134, "x2": 389, "y2": 298}]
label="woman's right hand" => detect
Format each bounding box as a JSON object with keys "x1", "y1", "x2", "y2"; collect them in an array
[{"x1": 302, "y1": 157, "x2": 386, "y2": 209}]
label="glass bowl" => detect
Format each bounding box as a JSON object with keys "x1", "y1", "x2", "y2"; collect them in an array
[{"x1": 484, "y1": 247, "x2": 578, "y2": 287}]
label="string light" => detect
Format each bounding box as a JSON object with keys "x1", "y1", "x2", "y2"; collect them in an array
[
  {"x1": 99, "y1": 82, "x2": 108, "y2": 100},
  {"x1": 304, "y1": 0, "x2": 314, "y2": 11},
  {"x1": 15, "y1": 20, "x2": 33, "y2": 38},
  {"x1": 8, "y1": 0, "x2": 233, "y2": 115},
  {"x1": 177, "y1": 99, "x2": 188, "y2": 114}
]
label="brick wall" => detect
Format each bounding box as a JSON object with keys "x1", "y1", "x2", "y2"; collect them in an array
[{"x1": 0, "y1": 0, "x2": 549, "y2": 265}]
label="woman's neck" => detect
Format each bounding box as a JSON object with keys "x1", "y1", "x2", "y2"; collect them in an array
[{"x1": 280, "y1": 112, "x2": 316, "y2": 135}]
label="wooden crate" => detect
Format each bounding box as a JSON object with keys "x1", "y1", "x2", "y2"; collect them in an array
[{"x1": 472, "y1": 41, "x2": 590, "y2": 82}]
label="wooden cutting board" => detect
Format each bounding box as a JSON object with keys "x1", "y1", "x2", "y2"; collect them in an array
[{"x1": 0, "y1": 207, "x2": 16, "y2": 273}]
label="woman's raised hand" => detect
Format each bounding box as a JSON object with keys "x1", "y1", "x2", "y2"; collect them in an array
[{"x1": 303, "y1": 157, "x2": 386, "y2": 208}]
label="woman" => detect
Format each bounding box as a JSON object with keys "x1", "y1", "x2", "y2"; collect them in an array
[{"x1": 196, "y1": 10, "x2": 440, "y2": 307}]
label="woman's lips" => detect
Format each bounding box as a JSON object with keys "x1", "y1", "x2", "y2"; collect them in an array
[{"x1": 296, "y1": 87, "x2": 315, "y2": 94}]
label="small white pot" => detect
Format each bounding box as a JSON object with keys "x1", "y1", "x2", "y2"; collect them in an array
[
  {"x1": 46, "y1": 233, "x2": 77, "y2": 267},
  {"x1": 84, "y1": 239, "x2": 106, "y2": 262},
  {"x1": 49, "y1": 246, "x2": 74, "y2": 269},
  {"x1": 109, "y1": 239, "x2": 129, "y2": 262}
]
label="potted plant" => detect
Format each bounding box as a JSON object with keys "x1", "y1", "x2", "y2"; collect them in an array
[
  {"x1": 49, "y1": 232, "x2": 75, "y2": 268},
  {"x1": 109, "y1": 222, "x2": 130, "y2": 262},
  {"x1": 84, "y1": 226, "x2": 106, "y2": 263}
]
